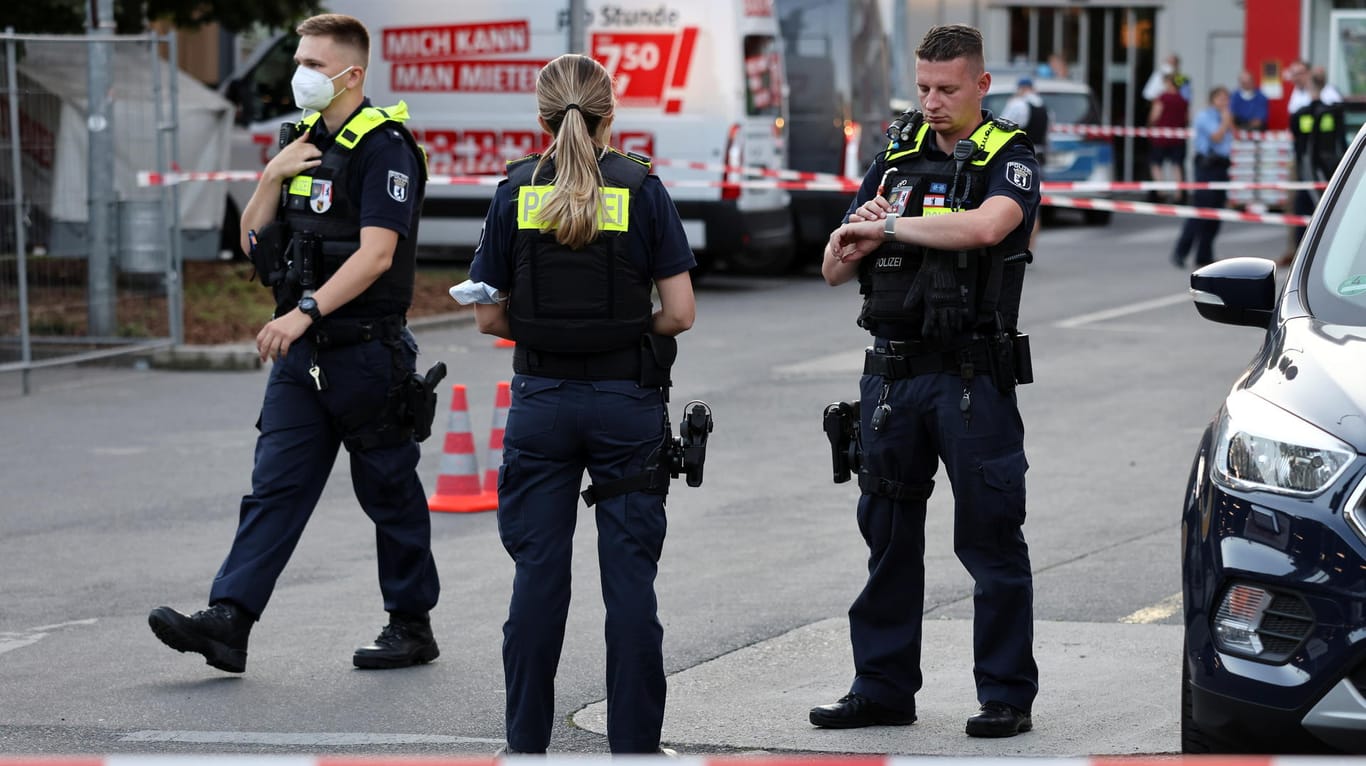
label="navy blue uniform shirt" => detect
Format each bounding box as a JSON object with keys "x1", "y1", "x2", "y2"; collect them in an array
[
  {"x1": 845, "y1": 119, "x2": 1040, "y2": 237},
  {"x1": 470, "y1": 161, "x2": 696, "y2": 291},
  {"x1": 307, "y1": 98, "x2": 422, "y2": 239}
]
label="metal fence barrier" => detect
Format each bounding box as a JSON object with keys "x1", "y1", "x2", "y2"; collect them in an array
[{"x1": 0, "y1": 30, "x2": 183, "y2": 395}]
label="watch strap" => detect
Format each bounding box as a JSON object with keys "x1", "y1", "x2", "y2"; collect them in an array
[{"x1": 883, "y1": 213, "x2": 899, "y2": 242}]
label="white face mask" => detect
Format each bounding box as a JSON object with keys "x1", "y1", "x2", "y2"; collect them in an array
[{"x1": 291, "y1": 65, "x2": 354, "y2": 112}]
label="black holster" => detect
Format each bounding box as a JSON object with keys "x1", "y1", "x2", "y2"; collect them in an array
[
  {"x1": 251, "y1": 221, "x2": 290, "y2": 287},
  {"x1": 403, "y1": 361, "x2": 448, "y2": 443},
  {"x1": 639, "y1": 333, "x2": 677, "y2": 388},
  {"x1": 985, "y1": 330, "x2": 1033, "y2": 394},
  {"x1": 823, "y1": 400, "x2": 861, "y2": 483}
]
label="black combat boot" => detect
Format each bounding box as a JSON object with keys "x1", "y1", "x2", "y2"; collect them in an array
[
  {"x1": 148, "y1": 602, "x2": 253, "y2": 673},
  {"x1": 353, "y1": 612, "x2": 439, "y2": 669}
]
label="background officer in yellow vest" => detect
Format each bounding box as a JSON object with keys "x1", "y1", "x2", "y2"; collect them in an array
[
  {"x1": 148, "y1": 13, "x2": 441, "y2": 674},
  {"x1": 813, "y1": 23, "x2": 1040, "y2": 739}
]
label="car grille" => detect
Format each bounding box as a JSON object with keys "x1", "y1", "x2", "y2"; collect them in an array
[{"x1": 1257, "y1": 593, "x2": 1314, "y2": 662}]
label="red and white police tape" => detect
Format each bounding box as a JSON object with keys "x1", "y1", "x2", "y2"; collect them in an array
[
  {"x1": 1039, "y1": 194, "x2": 1309, "y2": 226},
  {"x1": 0, "y1": 756, "x2": 1341, "y2": 766},
  {"x1": 134, "y1": 169, "x2": 1319, "y2": 196},
  {"x1": 1050, "y1": 123, "x2": 1292, "y2": 142},
  {"x1": 135, "y1": 168, "x2": 1313, "y2": 226}
]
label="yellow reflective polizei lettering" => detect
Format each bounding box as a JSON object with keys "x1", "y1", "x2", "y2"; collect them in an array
[{"x1": 517, "y1": 185, "x2": 630, "y2": 231}]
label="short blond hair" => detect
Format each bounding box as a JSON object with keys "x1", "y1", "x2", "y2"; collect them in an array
[{"x1": 296, "y1": 14, "x2": 370, "y2": 65}]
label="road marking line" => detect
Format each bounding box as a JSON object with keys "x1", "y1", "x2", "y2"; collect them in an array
[
  {"x1": 0, "y1": 618, "x2": 98, "y2": 656},
  {"x1": 1121, "y1": 592, "x2": 1183, "y2": 624},
  {"x1": 117, "y1": 731, "x2": 506, "y2": 746},
  {"x1": 1054, "y1": 292, "x2": 1189, "y2": 329}
]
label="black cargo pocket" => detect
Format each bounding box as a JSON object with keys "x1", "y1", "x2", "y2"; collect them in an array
[
  {"x1": 505, "y1": 376, "x2": 563, "y2": 444},
  {"x1": 980, "y1": 449, "x2": 1028, "y2": 526},
  {"x1": 496, "y1": 445, "x2": 525, "y2": 553}
]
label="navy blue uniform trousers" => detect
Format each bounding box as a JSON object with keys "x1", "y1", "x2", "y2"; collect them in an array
[
  {"x1": 1173, "y1": 157, "x2": 1230, "y2": 267},
  {"x1": 848, "y1": 361, "x2": 1038, "y2": 715},
  {"x1": 497, "y1": 375, "x2": 668, "y2": 754},
  {"x1": 209, "y1": 329, "x2": 440, "y2": 619}
]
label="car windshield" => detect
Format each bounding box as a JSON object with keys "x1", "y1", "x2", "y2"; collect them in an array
[
  {"x1": 1305, "y1": 136, "x2": 1366, "y2": 327},
  {"x1": 983, "y1": 91, "x2": 1098, "y2": 125}
]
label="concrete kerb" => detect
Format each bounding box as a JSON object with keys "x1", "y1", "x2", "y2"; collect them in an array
[{"x1": 143, "y1": 311, "x2": 476, "y2": 372}]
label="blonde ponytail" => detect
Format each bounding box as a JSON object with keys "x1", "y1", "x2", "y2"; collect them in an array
[{"x1": 532, "y1": 54, "x2": 615, "y2": 249}]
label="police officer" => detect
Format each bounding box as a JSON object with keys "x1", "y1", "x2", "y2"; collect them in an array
[
  {"x1": 148, "y1": 13, "x2": 441, "y2": 673},
  {"x1": 468, "y1": 53, "x2": 695, "y2": 754},
  {"x1": 1285, "y1": 67, "x2": 1348, "y2": 264},
  {"x1": 810, "y1": 24, "x2": 1040, "y2": 738}
]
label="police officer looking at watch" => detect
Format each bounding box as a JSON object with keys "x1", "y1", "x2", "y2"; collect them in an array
[
  {"x1": 811, "y1": 24, "x2": 1040, "y2": 738},
  {"x1": 148, "y1": 13, "x2": 441, "y2": 674},
  {"x1": 468, "y1": 53, "x2": 696, "y2": 754}
]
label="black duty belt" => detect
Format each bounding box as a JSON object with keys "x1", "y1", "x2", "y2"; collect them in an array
[
  {"x1": 864, "y1": 339, "x2": 993, "y2": 379},
  {"x1": 513, "y1": 344, "x2": 640, "y2": 381},
  {"x1": 308, "y1": 314, "x2": 405, "y2": 349}
]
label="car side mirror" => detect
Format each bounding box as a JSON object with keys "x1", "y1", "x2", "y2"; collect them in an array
[{"x1": 1189, "y1": 257, "x2": 1277, "y2": 328}]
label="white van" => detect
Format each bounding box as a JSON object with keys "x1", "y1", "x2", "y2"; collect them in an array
[{"x1": 220, "y1": 0, "x2": 794, "y2": 273}]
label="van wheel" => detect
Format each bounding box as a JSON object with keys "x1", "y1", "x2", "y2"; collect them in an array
[
  {"x1": 725, "y1": 246, "x2": 794, "y2": 275},
  {"x1": 1083, "y1": 210, "x2": 1112, "y2": 225}
]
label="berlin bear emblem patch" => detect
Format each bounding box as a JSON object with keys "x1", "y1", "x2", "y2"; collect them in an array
[
  {"x1": 387, "y1": 170, "x2": 410, "y2": 203},
  {"x1": 1005, "y1": 161, "x2": 1033, "y2": 191}
]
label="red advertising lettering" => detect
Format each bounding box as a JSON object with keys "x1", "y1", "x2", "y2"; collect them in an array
[
  {"x1": 383, "y1": 20, "x2": 530, "y2": 62},
  {"x1": 744, "y1": 0, "x2": 774, "y2": 17},
  {"x1": 392, "y1": 60, "x2": 546, "y2": 92},
  {"x1": 410, "y1": 128, "x2": 655, "y2": 176},
  {"x1": 592, "y1": 27, "x2": 698, "y2": 110}
]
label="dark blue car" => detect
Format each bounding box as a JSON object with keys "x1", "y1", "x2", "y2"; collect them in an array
[{"x1": 1182, "y1": 126, "x2": 1366, "y2": 754}]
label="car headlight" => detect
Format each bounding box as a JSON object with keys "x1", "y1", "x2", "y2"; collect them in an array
[{"x1": 1211, "y1": 390, "x2": 1355, "y2": 496}]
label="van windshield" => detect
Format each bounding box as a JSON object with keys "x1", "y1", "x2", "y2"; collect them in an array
[
  {"x1": 743, "y1": 35, "x2": 782, "y2": 117},
  {"x1": 226, "y1": 34, "x2": 300, "y2": 127}
]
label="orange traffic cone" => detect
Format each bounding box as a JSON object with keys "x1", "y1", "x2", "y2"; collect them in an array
[
  {"x1": 494, "y1": 338, "x2": 516, "y2": 348},
  {"x1": 482, "y1": 381, "x2": 511, "y2": 498},
  {"x1": 428, "y1": 384, "x2": 497, "y2": 513}
]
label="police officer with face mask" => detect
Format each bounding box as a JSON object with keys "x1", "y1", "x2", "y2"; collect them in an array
[
  {"x1": 811, "y1": 24, "x2": 1040, "y2": 738},
  {"x1": 147, "y1": 12, "x2": 441, "y2": 674}
]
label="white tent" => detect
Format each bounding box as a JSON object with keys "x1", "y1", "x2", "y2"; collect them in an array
[{"x1": 15, "y1": 38, "x2": 233, "y2": 260}]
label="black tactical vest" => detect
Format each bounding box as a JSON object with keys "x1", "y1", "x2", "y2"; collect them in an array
[
  {"x1": 505, "y1": 149, "x2": 653, "y2": 355},
  {"x1": 280, "y1": 103, "x2": 427, "y2": 318},
  {"x1": 858, "y1": 115, "x2": 1033, "y2": 341}
]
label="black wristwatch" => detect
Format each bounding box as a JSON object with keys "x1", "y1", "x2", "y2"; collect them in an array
[{"x1": 297, "y1": 296, "x2": 322, "y2": 322}]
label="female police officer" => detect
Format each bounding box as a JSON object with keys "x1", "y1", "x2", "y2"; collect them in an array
[{"x1": 468, "y1": 53, "x2": 696, "y2": 754}]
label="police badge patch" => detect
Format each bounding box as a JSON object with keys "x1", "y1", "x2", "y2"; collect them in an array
[
  {"x1": 309, "y1": 180, "x2": 333, "y2": 213},
  {"x1": 1005, "y1": 161, "x2": 1034, "y2": 191},
  {"x1": 387, "y1": 170, "x2": 410, "y2": 202}
]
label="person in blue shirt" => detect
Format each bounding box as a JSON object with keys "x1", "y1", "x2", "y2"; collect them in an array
[
  {"x1": 1230, "y1": 70, "x2": 1269, "y2": 130},
  {"x1": 468, "y1": 53, "x2": 696, "y2": 755},
  {"x1": 1172, "y1": 86, "x2": 1234, "y2": 269}
]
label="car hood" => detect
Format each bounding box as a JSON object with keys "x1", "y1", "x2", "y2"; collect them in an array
[{"x1": 1245, "y1": 316, "x2": 1366, "y2": 451}]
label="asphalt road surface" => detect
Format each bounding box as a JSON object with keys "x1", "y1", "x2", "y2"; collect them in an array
[{"x1": 0, "y1": 211, "x2": 1289, "y2": 757}]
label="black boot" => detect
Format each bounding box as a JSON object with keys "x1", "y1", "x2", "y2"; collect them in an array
[
  {"x1": 148, "y1": 602, "x2": 253, "y2": 673},
  {"x1": 353, "y1": 612, "x2": 439, "y2": 669}
]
